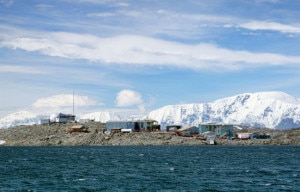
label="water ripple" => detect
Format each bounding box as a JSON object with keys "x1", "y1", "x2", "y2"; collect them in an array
[{"x1": 0, "y1": 146, "x2": 299, "y2": 191}]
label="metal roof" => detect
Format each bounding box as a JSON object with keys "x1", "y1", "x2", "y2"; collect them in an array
[
  {"x1": 71, "y1": 125, "x2": 84, "y2": 129},
  {"x1": 178, "y1": 126, "x2": 197, "y2": 132}
]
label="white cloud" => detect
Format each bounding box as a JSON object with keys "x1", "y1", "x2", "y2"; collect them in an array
[
  {"x1": 254, "y1": 0, "x2": 280, "y2": 4},
  {"x1": 35, "y1": 4, "x2": 54, "y2": 9},
  {"x1": 0, "y1": 91, "x2": 103, "y2": 118},
  {"x1": 0, "y1": 0, "x2": 13, "y2": 7},
  {"x1": 73, "y1": 0, "x2": 128, "y2": 7},
  {"x1": 116, "y1": 2, "x2": 129, "y2": 7},
  {"x1": 74, "y1": 0, "x2": 110, "y2": 3},
  {"x1": 239, "y1": 21, "x2": 300, "y2": 34},
  {"x1": 87, "y1": 12, "x2": 116, "y2": 17},
  {"x1": 87, "y1": 10, "x2": 142, "y2": 18},
  {"x1": 2, "y1": 32, "x2": 300, "y2": 71},
  {"x1": 0, "y1": 65, "x2": 45, "y2": 74},
  {"x1": 115, "y1": 89, "x2": 145, "y2": 112},
  {"x1": 32, "y1": 94, "x2": 99, "y2": 108}
]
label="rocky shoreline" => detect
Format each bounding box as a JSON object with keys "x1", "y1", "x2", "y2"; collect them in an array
[{"x1": 0, "y1": 122, "x2": 300, "y2": 146}]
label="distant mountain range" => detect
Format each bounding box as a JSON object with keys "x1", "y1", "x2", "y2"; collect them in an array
[{"x1": 1, "y1": 91, "x2": 300, "y2": 129}]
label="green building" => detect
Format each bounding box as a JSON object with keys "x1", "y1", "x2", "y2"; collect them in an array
[{"x1": 199, "y1": 123, "x2": 234, "y2": 138}]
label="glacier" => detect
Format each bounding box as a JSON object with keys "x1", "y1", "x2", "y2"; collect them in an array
[{"x1": 1, "y1": 91, "x2": 300, "y2": 129}]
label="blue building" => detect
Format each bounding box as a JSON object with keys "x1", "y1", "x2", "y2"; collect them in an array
[
  {"x1": 106, "y1": 119, "x2": 160, "y2": 132},
  {"x1": 49, "y1": 113, "x2": 75, "y2": 123}
]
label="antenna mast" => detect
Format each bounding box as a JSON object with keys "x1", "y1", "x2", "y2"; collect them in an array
[{"x1": 73, "y1": 91, "x2": 74, "y2": 116}]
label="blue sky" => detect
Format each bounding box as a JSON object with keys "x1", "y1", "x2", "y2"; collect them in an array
[{"x1": 1, "y1": 0, "x2": 300, "y2": 117}]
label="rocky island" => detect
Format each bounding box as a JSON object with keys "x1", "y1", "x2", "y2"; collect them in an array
[{"x1": 0, "y1": 122, "x2": 300, "y2": 146}]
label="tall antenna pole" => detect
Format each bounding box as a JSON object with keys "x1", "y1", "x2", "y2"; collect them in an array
[{"x1": 73, "y1": 91, "x2": 74, "y2": 116}]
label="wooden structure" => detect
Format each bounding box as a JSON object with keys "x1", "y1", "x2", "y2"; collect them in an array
[
  {"x1": 68, "y1": 125, "x2": 89, "y2": 133},
  {"x1": 166, "y1": 125, "x2": 181, "y2": 132}
]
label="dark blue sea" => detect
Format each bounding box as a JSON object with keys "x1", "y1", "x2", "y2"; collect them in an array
[{"x1": 0, "y1": 146, "x2": 299, "y2": 192}]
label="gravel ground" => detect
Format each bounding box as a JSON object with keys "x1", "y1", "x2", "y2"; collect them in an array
[{"x1": 0, "y1": 122, "x2": 299, "y2": 146}]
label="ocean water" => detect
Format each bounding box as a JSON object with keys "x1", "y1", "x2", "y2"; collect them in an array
[{"x1": 0, "y1": 146, "x2": 299, "y2": 192}]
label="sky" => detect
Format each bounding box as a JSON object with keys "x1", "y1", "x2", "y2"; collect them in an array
[{"x1": 1, "y1": 0, "x2": 300, "y2": 118}]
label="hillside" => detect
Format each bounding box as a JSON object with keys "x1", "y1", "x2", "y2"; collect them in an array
[{"x1": 0, "y1": 123, "x2": 299, "y2": 146}]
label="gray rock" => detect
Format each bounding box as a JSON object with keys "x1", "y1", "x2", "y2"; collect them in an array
[{"x1": 0, "y1": 122, "x2": 299, "y2": 146}]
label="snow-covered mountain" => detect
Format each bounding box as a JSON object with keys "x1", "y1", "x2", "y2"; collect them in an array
[
  {"x1": 0, "y1": 111, "x2": 45, "y2": 129},
  {"x1": 148, "y1": 91, "x2": 300, "y2": 129},
  {"x1": 79, "y1": 111, "x2": 123, "y2": 122},
  {"x1": 1, "y1": 91, "x2": 300, "y2": 129}
]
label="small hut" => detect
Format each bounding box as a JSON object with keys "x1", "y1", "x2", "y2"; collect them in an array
[
  {"x1": 237, "y1": 132, "x2": 253, "y2": 139},
  {"x1": 68, "y1": 125, "x2": 89, "y2": 133}
]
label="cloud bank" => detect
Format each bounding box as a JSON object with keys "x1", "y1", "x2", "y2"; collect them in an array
[
  {"x1": 1, "y1": 31, "x2": 300, "y2": 71},
  {"x1": 239, "y1": 21, "x2": 300, "y2": 34},
  {"x1": 32, "y1": 94, "x2": 99, "y2": 108}
]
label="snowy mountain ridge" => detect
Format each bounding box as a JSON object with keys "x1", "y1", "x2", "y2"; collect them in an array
[
  {"x1": 0, "y1": 111, "x2": 46, "y2": 129},
  {"x1": 148, "y1": 91, "x2": 300, "y2": 129},
  {"x1": 1, "y1": 91, "x2": 300, "y2": 129}
]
